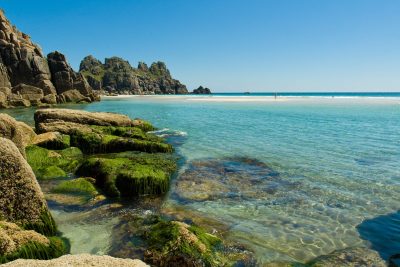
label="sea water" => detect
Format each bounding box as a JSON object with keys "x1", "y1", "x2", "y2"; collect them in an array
[{"x1": 5, "y1": 94, "x2": 400, "y2": 264}]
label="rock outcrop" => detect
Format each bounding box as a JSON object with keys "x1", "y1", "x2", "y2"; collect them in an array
[
  {"x1": 0, "y1": 10, "x2": 98, "y2": 108},
  {"x1": 79, "y1": 55, "x2": 188, "y2": 95},
  {"x1": 3, "y1": 254, "x2": 149, "y2": 267},
  {"x1": 192, "y1": 86, "x2": 212, "y2": 94}
]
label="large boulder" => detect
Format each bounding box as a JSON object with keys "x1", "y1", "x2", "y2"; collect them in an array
[
  {"x1": 0, "y1": 113, "x2": 36, "y2": 157},
  {"x1": 11, "y1": 83, "x2": 44, "y2": 102},
  {"x1": 56, "y1": 89, "x2": 91, "y2": 104},
  {"x1": 35, "y1": 108, "x2": 138, "y2": 132},
  {"x1": 0, "y1": 138, "x2": 49, "y2": 226},
  {"x1": 2, "y1": 254, "x2": 148, "y2": 267}
]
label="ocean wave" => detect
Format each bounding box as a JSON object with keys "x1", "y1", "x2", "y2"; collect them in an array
[{"x1": 149, "y1": 128, "x2": 188, "y2": 137}]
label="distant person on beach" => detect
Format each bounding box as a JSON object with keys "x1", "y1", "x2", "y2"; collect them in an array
[{"x1": 274, "y1": 92, "x2": 277, "y2": 99}]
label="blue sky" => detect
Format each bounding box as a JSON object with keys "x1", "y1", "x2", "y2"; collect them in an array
[{"x1": 1, "y1": 0, "x2": 399, "y2": 92}]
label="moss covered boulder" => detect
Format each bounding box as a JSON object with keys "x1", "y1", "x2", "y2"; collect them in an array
[
  {"x1": 48, "y1": 177, "x2": 100, "y2": 206},
  {"x1": 70, "y1": 131, "x2": 172, "y2": 154},
  {"x1": 26, "y1": 145, "x2": 83, "y2": 180},
  {"x1": 76, "y1": 153, "x2": 176, "y2": 198},
  {"x1": 0, "y1": 221, "x2": 67, "y2": 264}
]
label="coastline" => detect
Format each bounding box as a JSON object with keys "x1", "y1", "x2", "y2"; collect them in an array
[{"x1": 100, "y1": 94, "x2": 400, "y2": 103}]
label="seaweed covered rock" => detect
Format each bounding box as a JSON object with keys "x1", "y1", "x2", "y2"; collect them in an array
[
  {"x1": 76, "y1": 153, "x2": 176, "y2": 198},
  {"x1": 31, "y1": 132, "x2": 70, "y2": 150},
  {"x1": 0, "y1": 113, "x2": 36, "y2": 157},
  {"x1": 26, "y1": 145, "x2": 83, "y2": 180},
  {"x1": 70, "y1": 131, "x2": 172, "y2": 154},
  {"x1": 110, "y1": 214, "x2": 252, "y2": 267},
  {"x1": 0, "y1": 221, "x2": 67, "y2": 264},
  {"x1": 307, "y1": 247, "x2": 386, "y2": 267},
  {"x1": 144, "y1": 220, "x2": 223, "y2": 266}
]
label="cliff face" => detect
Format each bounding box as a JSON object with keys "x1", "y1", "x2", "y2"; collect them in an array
[
  {"x1": 0, "y1": 10, "x2": 98, "y2": 108},
  {"x1": 80, "y1": 55, "x2": 188, "y2": 95}
]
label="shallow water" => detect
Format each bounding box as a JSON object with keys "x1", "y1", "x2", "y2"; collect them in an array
[{"x1": 4, "y1": 96, "x2": 400, "y2": 264}]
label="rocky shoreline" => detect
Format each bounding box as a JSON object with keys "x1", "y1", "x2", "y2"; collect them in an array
[{"x1": 0, "y1": 108, "x2": 254, "y2": 266}]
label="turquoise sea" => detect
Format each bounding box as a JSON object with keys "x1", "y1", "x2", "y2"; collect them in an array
[{"x1": 4, "y1": 94, "x2": 400, "y2": 264}]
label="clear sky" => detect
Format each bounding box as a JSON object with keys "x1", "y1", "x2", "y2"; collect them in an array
[{"x1": 1, "y1": 0, "x2": 399, "y2": 92}]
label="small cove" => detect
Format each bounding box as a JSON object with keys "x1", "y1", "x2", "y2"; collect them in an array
[{"x1": 4, "y1": 95, "x2": 400, "y2": 265}]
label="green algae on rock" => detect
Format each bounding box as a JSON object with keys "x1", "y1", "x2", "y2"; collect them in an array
[
  {"x1": 76, "y1": 153, "x2": 176, "y2": 198},
  {"x1": 0, "y1": 221, "x2": 68, "y2": 264},
  {"x1": 70, "y1": 131, "x2": 172, "y2": 154},
  {"x1": 26, "y1": 145, "x2": 83, "y2": 179},
  {"x1": 32, "y1": 132, "x2": 70, "y2": 150},
  {"x1": 110, "y1": 214, "x2": 253, "y2": 267},
  {"x1": 53, "y1": 178, "x2": 98, "y2": 198},
  {"x1": 0, "y1": 138, "x2": 69, "y2": 262}
]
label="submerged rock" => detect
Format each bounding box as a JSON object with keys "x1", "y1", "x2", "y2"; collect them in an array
[
  {"x1": 110, "y1": 214, "x2": 254, "y2": 267},
  {"x1": 174, "y1": 157, "x2": 284, "y2": 202},
  {"x1": 2, "y1": 254, "x2": 148, "y2": 267},
  {"x1": 307, "y1": 247, "x2": 386, "y2": 267}
]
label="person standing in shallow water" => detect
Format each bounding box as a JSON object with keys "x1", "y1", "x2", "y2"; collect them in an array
[{"x1": 275, "y1": 92, "x2": 277, "y2": 99}]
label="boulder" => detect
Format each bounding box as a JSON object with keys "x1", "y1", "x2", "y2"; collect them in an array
[
  {"x1": 0, "y1": 138, "x2": 50, "y2": 226},
  {"x1": 56, "y1": 89, "x2": 91, "y2": 103},
  {"x1": 35, "y1": 108, "x2": 138, "y2": 130},
  {"x1": 7, "y1": 94, "x2": 31, "y2": 107},
  {"x1": 0, "y1": 221, "x2": 49, "y2": 256},
  {"x1": 11, "y1": 83, "x2": 44, "y2": 102},
  {"x1": 31, "y1": 132, "x2": 70, "y2": 150},
  {"x1": 41, "y1": 93, "x2": 57, "y2": 104},
  {"x1": 0, "y1": 113, "x2": 36, "y2": 157},
  {"x1": 2, "y1": 254, "x2": 148, "y2": 267}
]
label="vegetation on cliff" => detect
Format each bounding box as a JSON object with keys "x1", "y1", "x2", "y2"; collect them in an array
[{"x1": 80, "y1": 55, "x2": 188, "y2": 95}]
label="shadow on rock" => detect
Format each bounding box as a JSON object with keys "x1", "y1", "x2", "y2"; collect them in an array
[{"x1": 356, "y1": 210, "x2": 400, "y2": 263}]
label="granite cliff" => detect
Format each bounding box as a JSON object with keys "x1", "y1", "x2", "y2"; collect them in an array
[
  {"x1": 0, "y1": 10, "x2": 98, "y2": 108},
  {"x1": 80, "y1": 55, "x2": 188, "y2": 95}
]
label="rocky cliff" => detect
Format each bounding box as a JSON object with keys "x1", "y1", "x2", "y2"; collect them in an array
[
  {"x1": 0, "y1": 10, "x2": 98, "y2": 108},
  {"x1": 79, "y1": 55, "x2": 188, "y2": 95}
]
